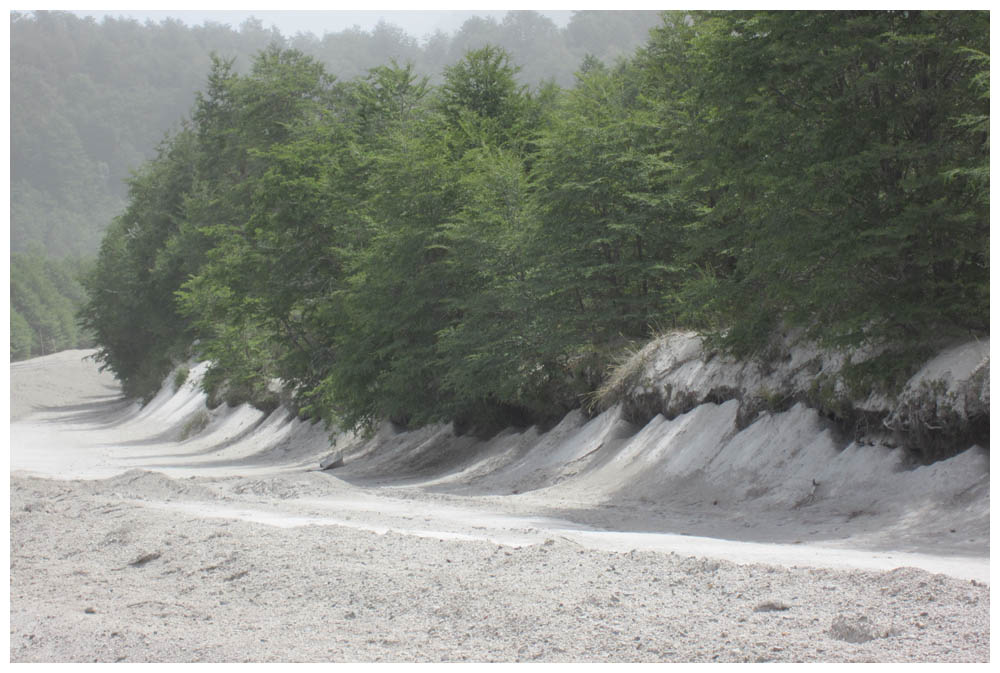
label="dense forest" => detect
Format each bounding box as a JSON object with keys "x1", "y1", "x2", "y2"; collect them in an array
[
  {"x1": 77, "y1": 10, "x2": 989, "y2": 437},
  {"x1": 10, "y1": 9, "x2": 661, "y2": 360}
]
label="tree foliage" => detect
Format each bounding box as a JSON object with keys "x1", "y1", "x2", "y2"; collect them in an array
[
  {"x1": 79, "y1": 129, "x2": 202, "y2": 397},
  {"x1": 80, "y1": 11, "x2": 989, "y2": 436},
  {"x1": 666, "y1": 11, "x2": 989, "y2": 353}
]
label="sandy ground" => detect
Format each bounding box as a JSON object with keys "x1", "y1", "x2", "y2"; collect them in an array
[{"x1": 8, "y1": 351, "x2": 991, "y2": 662}]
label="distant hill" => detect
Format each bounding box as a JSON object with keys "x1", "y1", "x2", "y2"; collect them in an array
[{"x1": 10, "y1": 10, "x2": 661, "y2": 258}]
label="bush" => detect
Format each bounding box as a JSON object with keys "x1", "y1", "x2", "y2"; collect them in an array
[{"x1": 173, "y1": 365, "x2": 190, "y2": 390}]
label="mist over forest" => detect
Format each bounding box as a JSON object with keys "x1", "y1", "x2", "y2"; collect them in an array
[{"x1": 10, "y1": 9, "x2": 661, "y2": 360}]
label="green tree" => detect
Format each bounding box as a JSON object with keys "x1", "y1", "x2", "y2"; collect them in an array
[
  {"x1": 177, "y1": 48, "x2": 340, "y2": 408},
  {"x1": 672, "y1": 10, "x2": 989, "y2": 354},
  {"x1": 79, "y1": 129, "x2": 200, "y2": 397},
  {"x1": 316, "y1": 118, "x2": 462, "y2": 430},
  {"x1": 437, "y1": 45, "x2": 529, "y2": 152},
  {"x1": 434, "y1": 146, "x2": 570, "y2": 428},
  {"x1": 315, "y1": 49, "x2": 562, "y2": 432},
  {"x1": 351, "y1": 60, "x2": 430, "y2": 145},
  {"x1": 530, "y1": 60, "x2": 690, "y2": 357}
]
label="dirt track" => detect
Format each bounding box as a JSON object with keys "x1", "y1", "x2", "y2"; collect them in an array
[{"x1": 8, "y1": 351, "x2": 991, "y2": 662}]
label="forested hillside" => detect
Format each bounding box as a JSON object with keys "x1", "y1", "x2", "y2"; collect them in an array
[
  {"x1": 9, "y1": 10, "x2": 661, "y2": 360},
  {"x1": 10, "y1": 251, "x2": 94, "y2": 359},
  {"x1": 80, "y1": 11, "x2": 989, "y2": 438}
]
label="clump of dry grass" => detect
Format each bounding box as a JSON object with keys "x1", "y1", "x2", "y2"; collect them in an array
[{"x1": 585, "y1": 338, "x2": 660, "y2": 414}]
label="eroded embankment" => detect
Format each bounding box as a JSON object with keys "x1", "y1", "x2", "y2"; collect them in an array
[
  {"x1": 593, "y1": 332, "x2": 989, "y2": 462},
  {"x1": 322, "y1": 335, "x2": 989, "y2": 557},
  {"x1": 11, "y1": 338, "x2": 989, "y2": 568}
]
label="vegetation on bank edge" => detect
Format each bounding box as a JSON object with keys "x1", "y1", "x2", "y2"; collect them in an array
[{"x1": 80, "y1": 11, "x2": 989, "y2": 447}]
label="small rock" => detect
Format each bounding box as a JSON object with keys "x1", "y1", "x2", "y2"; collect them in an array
[
  {"x1": 754, "y1": 600, "x2": 791, "y2": 613},
  {"x1": 128, "y1": 551, "x2": 161, "y2": 567},
  {"x1": 829, "y1": 614, "x2": 895, "y2": 643},
  {"x1": 320, "y1": 451, "x2": 344, "y2": 470}
]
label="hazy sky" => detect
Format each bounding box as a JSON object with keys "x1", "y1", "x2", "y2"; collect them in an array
[{"x1": 64, "y1": 7, "x2": 587, "y2": 41}]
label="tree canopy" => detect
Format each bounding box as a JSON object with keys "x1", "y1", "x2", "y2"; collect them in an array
[{"x1": 78, "y1": 11, "x2": 988, "y2": 439}]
